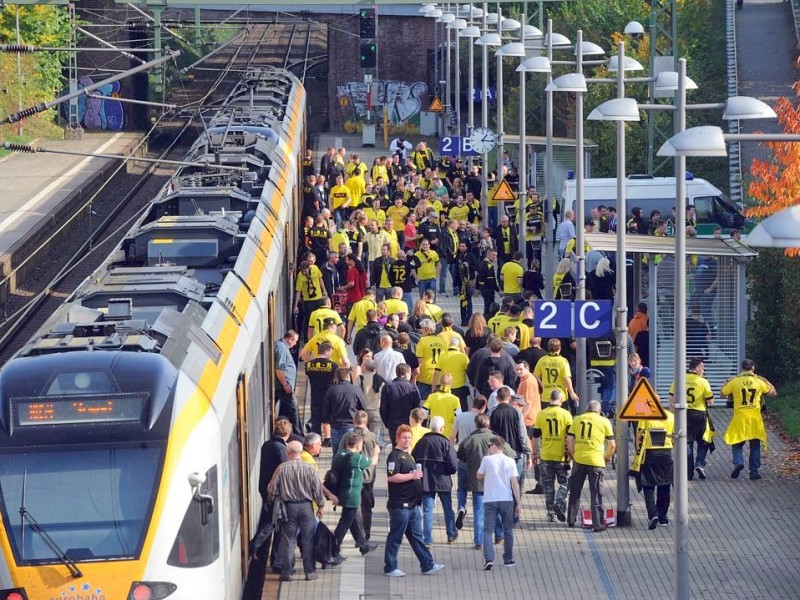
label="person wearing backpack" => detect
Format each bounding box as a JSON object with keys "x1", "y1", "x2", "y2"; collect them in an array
[
  {"x1": 353, "y1": 310, "x2": 384, "y2": 356},
  {"x1": 330, "y1": 433, "x2": 380, "y2": 558},
  {"x1": 339, "y1": 411, "x2": 381, "y2": 540}
]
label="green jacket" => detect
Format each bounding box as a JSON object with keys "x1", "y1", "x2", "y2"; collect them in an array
[{"x1": 331, "y1": 449, "x2": 371, "y2": 508}]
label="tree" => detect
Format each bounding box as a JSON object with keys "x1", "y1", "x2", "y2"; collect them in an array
[{"x1": 746, "y1": 96, "x2": 800, "y2": 256}]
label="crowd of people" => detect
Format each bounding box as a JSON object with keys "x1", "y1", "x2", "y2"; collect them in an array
[{"x1": 250, "y1": 142, "x2": 776, "y2": 583}]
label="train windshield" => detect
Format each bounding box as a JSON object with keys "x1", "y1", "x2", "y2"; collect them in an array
[{"x1": 0, "y1": 445, "x2": 163, "y2": 563}]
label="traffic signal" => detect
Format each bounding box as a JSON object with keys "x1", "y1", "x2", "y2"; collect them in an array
[
  {"x1": 360, "y1": 42, "x2": 376, "y2": 68},
  {"x1": 359, "y1": 8, "x2": 376, "y2": 38}
]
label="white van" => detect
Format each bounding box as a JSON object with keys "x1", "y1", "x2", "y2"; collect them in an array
[{"x1": 561, "y1": 175, "x2": 754, "y2": 236}]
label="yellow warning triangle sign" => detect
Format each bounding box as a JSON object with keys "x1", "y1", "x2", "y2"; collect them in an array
[
  {"x1": 428, "y1": 96, "x2": 445, "y2": 112},
  {"x1": 618, "y1": 377, "x2": 668, "y2": 421},
  {"x1": 489, "y1": 179, "x2": 517, "y2": 204}
]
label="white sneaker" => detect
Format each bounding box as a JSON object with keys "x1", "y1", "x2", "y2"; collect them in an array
[
  {"x1": 384, "y1": 569, "x2": 406, "y2": 577},
  {"x1": 422, "y1": 563, "x2": 445, "y2": 575}
]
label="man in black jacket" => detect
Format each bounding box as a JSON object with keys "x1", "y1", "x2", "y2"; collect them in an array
[
  {"x1": 252, "y1": 419, "x2": 292, "y2": 567},
  {"x1": 476, "y1": 249, "x2": 499, "y2": 314},
  {"x1": 380, "y1": 364, "x2": 421, "y2": 446},
  {"x1": 469, "y1": 338, "x2": 518, "y2": 397},
  {"x1": 492, "y1": 215, "x2": 518, "y2": 267},
  {"x1": 370, "y1": 244, "x2": 395, "y2": 302},
  {"x1": 456, "y1": 241, "x2": 478, "y2": 326},
  {"x1": 322, "y1": 367, "x2": 366, "y2": 452},
  {"x1": 412, "y1": 416, "x2": 459, "y2": 545},
  {"x1": 490, "y1": 391, "x2": 532, "y2": 488},
  {"x1": 304, "y1": 341, "x2": 338, "y2": 438},
  {"x1": 439, "y1": 219, "x2": 461, "y2": 297},
  {"x1": 353, "y1": 309, "x2": 384, "y2": 356}
]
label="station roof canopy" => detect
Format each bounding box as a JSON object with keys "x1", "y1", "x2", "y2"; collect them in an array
[
  {"x1": 584, "y1": 232, "x2": 758, "y2": 259},
  {"x1": 503, "y1": 134, "x2": 598, "y2": 150}
]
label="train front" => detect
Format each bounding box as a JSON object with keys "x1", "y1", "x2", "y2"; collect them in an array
[{"x1": 0, "y1": 351, "x2": 178, "y2": 600}]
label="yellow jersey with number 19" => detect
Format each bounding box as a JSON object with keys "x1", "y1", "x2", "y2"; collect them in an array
[{"x1": 534, "y1": 353, "x2": 571, "y2": 400}]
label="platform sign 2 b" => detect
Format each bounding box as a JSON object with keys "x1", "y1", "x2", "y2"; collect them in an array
[
  {"x1": 440, "y1": 136, "x2": 478, "y2": 157},
  {"x1": 534, "y1": 300, "x2": 613, "y2": 338}
]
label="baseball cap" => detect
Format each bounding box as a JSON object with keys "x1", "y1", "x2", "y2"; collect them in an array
[
  {"x1": 511, "y1": 394, "x2": 528, "y2": 407},
  {"x1": 323, "y1": 317, "x2": 337, "y2": 326}
]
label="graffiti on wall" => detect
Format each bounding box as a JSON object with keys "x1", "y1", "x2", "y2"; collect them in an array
[
  {"x1": 61, "y1": 77, "x2": 125, "y2": 131},
  {"x1": 336, "y1": 80, "x2": 427, "y2": 133}
]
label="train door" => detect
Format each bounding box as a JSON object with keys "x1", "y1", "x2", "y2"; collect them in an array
[
  {"x1": 268, "y1": 293, "x2": 277, "y2": 429},
  {"x1": 235, "y1": 373, "x2": 251, "y2": 577}
]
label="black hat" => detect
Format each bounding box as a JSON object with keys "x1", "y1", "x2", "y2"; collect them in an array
[{"x1": 322, "y1": 317, "x2": 337, "y2": 326}]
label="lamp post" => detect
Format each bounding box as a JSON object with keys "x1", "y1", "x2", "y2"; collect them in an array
[
  {"x1": 546, "y1": 30, "x2": 596, "y2": 410},
  {"x1": 476, "y1": 6, "x2": 498, "y2": 225},
  {"x1": 437, "y1": 10, "x2": 456, "y2": 134},
  {"x1": 458, "y1": 13, "x2": 481, "y2": 151},
  {"x1": 447, "y1": 17, "x2": 467, "y2": 135}
]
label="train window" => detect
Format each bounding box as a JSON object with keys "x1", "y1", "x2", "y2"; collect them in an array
[
  {"x1": 167, "y1": 465, "x2": 220, "y2": 568},
  {"x1": 0, "y1": 445, "x2": 163, "y2": 563},
  {"x1": 45, "y1": 371, "x2": 118, "y2": 396}
]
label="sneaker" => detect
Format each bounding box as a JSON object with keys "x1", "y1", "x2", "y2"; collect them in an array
[
  {"x1": 280, "y1": 574, "x2": 292, "y2": 582},
  {"x1": 483, "y1": 561, "x2": 493, "y2": 571},
  {"x1": 321, "y1": 438, "x2": 331, "y2": 448},
  {"x1": 648, "y1": 517, "x2": 659, "y2": 530},
  {"x1": 494, "y1": 537, "x2": 503, "y2": 545},
  {"x1": 305, "y1": 572, "x2": 318, "y2": 581},
  {"x1": 593, "y1": 525, "x2": 607, "y2": 533},
  {"x1": 327, "y1": 555, "x2": 346, "y2": 566},
  {"x1": 547, "y1": 514, "x2": 555, "y2": 523},
  {"x1": 731, "y1": 464, "x2": 744, "y2": 479},
  {"x1": 658, "y1": 516, "x2": 669, "y2": 527},
  {"x1": 384, "y1": 569, "x2": 406, "y2": 577},
  {"x1": 473, "y1": 544, "x2": 482, "y2": 550},
  {"x1": 503, "y1": 560, "x2": 516, "y2": 567},
  {"x1": 456, "y1": 507, "x2": 467, "y2": 530},
  {"x1": 750, "y1": 472, "x2": 762, "y2": 480},
  {"x1": 554, "y1": 504, "x2": 567, "y2": 523},
  {"x1": 695, "y1": 467, "x2": 706, "y2": 480},
  {"x1": 422, "y1": 563, "x2": 445, "y2": 575},
  {"x1": 447, "y1": 534, "x2": 458, "y2": 544},
  {"x1": 567, "y1": 521, "x2": 575, "y2": 528},
  {"x1": 360, "y1": 542, "x2": 379, "y2": 556}
]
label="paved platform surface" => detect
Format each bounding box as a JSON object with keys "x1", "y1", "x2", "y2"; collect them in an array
[{"x1": 0, "y1": 132, "x2": 142, "y2": 255}]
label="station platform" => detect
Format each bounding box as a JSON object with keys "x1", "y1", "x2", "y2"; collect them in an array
[
  {"x1": 259, "y1": 296, "x2": 800, "y2": 600},
  {"x1": 0, "y1": 132, "x2": 142, "y2": 289}
]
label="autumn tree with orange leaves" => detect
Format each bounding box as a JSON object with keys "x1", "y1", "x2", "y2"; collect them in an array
[{"x1": 745, "y1": 93, "x2": 800, "y2": 384}]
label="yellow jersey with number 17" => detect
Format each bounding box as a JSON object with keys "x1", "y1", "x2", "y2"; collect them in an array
[{"x1": 721, "y1": 372, "x2": 772, "y2": 447}]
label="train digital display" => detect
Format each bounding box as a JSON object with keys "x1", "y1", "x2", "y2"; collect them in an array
[{"x1": 14, "y1": 394, "x2": 148, "y2": 426}]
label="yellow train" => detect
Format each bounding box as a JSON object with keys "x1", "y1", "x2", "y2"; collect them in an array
[{"x1": 0, "y1": 66, "x2": 304, "y2": 600}]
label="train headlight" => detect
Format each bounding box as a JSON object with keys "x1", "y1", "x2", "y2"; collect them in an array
[
  {"x1": 128, "y1": 581, "x2": 177, "y2": 600},
  {"x1": 0, "y1": 590, "x2": 28, "y2": 600}
]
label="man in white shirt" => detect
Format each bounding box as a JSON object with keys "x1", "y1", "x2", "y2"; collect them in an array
[
  {"x1": 374, "y1": 334, "x2": 406, "y2": 384},
  {"x1": 476, "y1": 436, "x2": 521, "y2": 570}
]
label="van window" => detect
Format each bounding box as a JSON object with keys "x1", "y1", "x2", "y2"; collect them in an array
[
  {"x1": 694, "y1": 196, "x2": 738, "y2": 228},
  {"x1": 694, "y1": 197, "x2": 714, "y2": 223}
]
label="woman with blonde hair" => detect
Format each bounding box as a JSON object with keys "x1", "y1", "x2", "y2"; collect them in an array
[
  {"x1": 464, "y1": 313, "x2": 490, "y2": 356},
  {"x1": 553, "y1": 257, "x2": 576, "y2": 299},
  {"x1": 588, "y1": 256, "x2": 615, "y2": 300},
  {"x1": 408, "y1": 298, "x2": 428, "y2": 331}
]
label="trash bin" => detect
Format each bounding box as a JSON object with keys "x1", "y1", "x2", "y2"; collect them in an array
[
  {"x1": 586, "y1": 368, "x2": 604, "y2": 402},
  {"x1": 362, "y1": 125, "x2": 376, "y2": 147}
]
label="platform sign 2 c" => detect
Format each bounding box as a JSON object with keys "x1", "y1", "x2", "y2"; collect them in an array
[
  {"x1": 440, "y1": 136, "x2": 478, "y2": 157},
  {"x1": 534, "y1": 300, "x2": 613, "y2": 338}
]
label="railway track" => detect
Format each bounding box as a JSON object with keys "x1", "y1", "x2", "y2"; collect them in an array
[{"x1": 0, "y1": 20, "x2": 323, "y2": 364}]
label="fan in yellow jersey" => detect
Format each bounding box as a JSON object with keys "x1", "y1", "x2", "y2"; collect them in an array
[
  {"x1": 409, "y1": 407, "x2": 431, "y2": 449},
  {"x1": 294, "y1": 260, "x2": 326, "y2": 343},
  {"x1": 500, "y1": 251, "x2": 525, "y2": 300},
  {"x1": 346, "y1": 168, "x2": 366, "y2": 208},
  {"x1": 422, "y1": 373, "x2": 462, "y2": 439},
  {"x1": 432, "y1": 337, "x2": 470, "y2": 410},
  {"x1": 330, "y1": 175, "x2": 352, "y2": 220},
  {"x1": 720, "y1": 358, "x2": 776, "y2": 480},
  {"x1": 299, "y1": 318, "x2": 351, "y2": 368},
  {"x1": 534, "y1": 339, "x2": 579, "y2": 413},
  {"x1": 566, "y1": 400, "x2": 615, "y2": 531},
  {"x1": 307, "y1": 298, "x2": 345, "y2": 340},
  {"x1": 415, "y1": 319, "x2": 446, "y2": 400},
  {"x1": 386, "y1": 196, "x2": 410, "y2": 247},
  {"x1": 346, "y1": 288, "x2": 377, "y2": 343},
  {"x1": 487, "y1": 308, "x2": 509, "y2": 336},
  {"x1": 669, "y1": 358, "x2": 714, "y2": 480},
  {"x1": 436, "y1": 314, "x2": 466, "y2": 351},
  {"x1": 633, "y1": 410, "x2": 674, "y2": 529},
  {"x1": 532, "y1": 389, "x2": 573, "y2": 522}
]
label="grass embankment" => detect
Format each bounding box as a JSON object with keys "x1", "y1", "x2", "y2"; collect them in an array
[{"x1": 772, "y1": 380, "x2": 800, "y2": 440}]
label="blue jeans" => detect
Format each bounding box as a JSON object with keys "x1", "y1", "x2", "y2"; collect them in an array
[
  {"x1": 483, "y1": 501, "x2": 514, "y2": 563},
  {"x1": 597, "y1": 366, "x2": 616, "y2": 414},
  {"x1": 515, "y1": 456, "x2": 526, "y2": 488},
  {"x1": 732, "y1": 439, "x2": 761, "y2": 476},
  {"x1": 472, "y1": 491, "x2": 485, "y2": 546},
  {"x1": 421, "y1": 491, "x2": 457, "y2": 544},
  {"x1": 402, "y1": 292, "x2": 415, "y2": 314},
  {"x1": 416, "y1": 382, "x2": 432, "y2": 401},
  {"x1": 384, "y1": 506, "x2": 434, "y2": 573},
  {"x1": 330, "y1": 425, "x2": 353, "y2": 454},
  {"x1": 418, "y1": 278, "x2": 436, "y2": 299},
  {"x1": 377, "y1": 287, "x2": 392, "y2": 302},
  {"x1": 457, "y1": 462, "x2": 468, "y2": 511}
]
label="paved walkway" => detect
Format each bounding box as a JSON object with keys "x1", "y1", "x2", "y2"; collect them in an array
[{"x1": 257, "y1": 11, "x2": 800, "y2": 597}]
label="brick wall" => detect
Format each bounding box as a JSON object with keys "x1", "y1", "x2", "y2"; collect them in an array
[{"x1": 327, "y1": 16, "x2": 434, "y2": 134}]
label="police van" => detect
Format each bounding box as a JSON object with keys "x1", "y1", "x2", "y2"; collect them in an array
[{"x1": 561, "y1": 174, "x2": 754, "y2": 236}]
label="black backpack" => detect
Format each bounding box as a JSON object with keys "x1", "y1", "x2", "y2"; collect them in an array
[{"x1": 323, "y1": 467, "x2": 339, "y2": 496}]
